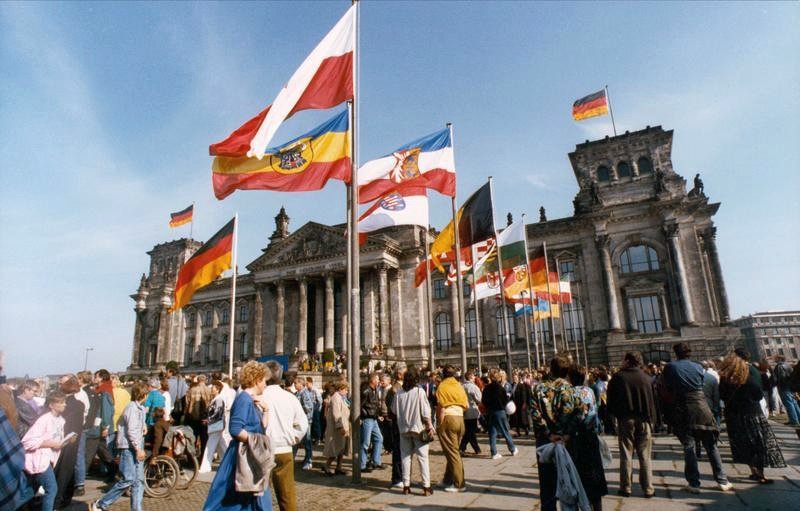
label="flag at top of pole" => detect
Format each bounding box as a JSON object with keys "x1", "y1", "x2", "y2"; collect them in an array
[
  {"x1": 209, "y1": 5, "x2": 355, "y2": 159},
  {"x1": 572, "y1": 89, "x2": 608, "y2": 121}
]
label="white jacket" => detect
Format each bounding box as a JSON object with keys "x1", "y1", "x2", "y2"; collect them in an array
[{"x1": 263, "y1": 385, "x2": 309, "y2": 454}]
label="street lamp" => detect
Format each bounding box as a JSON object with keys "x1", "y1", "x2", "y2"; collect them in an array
[{"x1": 83, "y1": 347, "x2": 94, "y2": 371}]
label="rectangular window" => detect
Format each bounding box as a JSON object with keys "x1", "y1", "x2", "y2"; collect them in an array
[
  {"x1": 184, "y1": 337, "x2": 193, "y2": 366},
  {"x1": 631, "y1": 295, "x2": 663, "y2": 333},
  {"x1": 466, "y1": 309, "x2": 478, "y2": 349},
  {"x1": 240, "y1": 333, "x2": 249, "y2": 361},
  {"x1": 205, "y1": 310, "x2": 213, "y2": 327},
  {"x1": 221, "y1": 337, "x2": 228, "y2": 362},
  {"x1": 791, "y1": 348, "x2": 798, "y2": 359},
  {"x1": 187, "y1": 313, "x2": 196, "y2": 327},
  {"x1": 433, "y1": 279, "x2": 447, "y2": 299},
  {"x1": 239, "y1": 305, "x2": 249, "y2": 322},
  {"x1": 563, "y1": 299, "x2": 585, "y2": 343},
  {"x1": 463, "y1": 279, "x2": 471, "y2": 298},
  {"x1": 221, "y1": 309, "x2": 229, "y2": 325},
  {"x1": 766, "y1": 348, "x2": 772, "y2": 357},
  {"x1": 559, "y1": 260, "x2": 575, "y2": 282}
]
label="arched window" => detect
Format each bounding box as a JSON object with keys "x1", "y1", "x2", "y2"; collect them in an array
[
  {"x1": 466, "y1": 309, "x2": 478, "y2": 348},
  {"x1": 637, "y1": 156, "x2": 653, "y2": 174},
  {"x1": 617, "y1": 161, "x2": 631, "y2": 178},
  {"x1": 495, "y1": 306, "x2": 515, "y2": 347},
  {"x1": 597, "y1": 165, "x2": 611, "y2": 182},
  {"x1": 434, "y1": 312, "x2": 452, "y2": 350},
  {"x1": 620, "y1": 245, "x2": 660, "y2": 273}
]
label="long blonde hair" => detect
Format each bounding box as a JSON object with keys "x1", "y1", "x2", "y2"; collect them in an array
[{"x1": 718, "y1": 353, "x2": 749, "y2": 387}]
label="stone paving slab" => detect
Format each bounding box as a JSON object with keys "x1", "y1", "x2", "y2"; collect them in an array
[{"x1": 64, "y1": 419, "x2": 798, "y2": 510}]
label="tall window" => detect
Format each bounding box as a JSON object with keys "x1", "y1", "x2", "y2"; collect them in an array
[
  {"x1": 240, "y1": 332, "x2": 249, "y2": 361},
  {"x1": 204, "y1": 310, "x2": 213, "y2": 327},
  {"x1": 221, "y1": 336, "x2": 228, "y2": 362},
  {"x1": 221, "y1": 309, "x2": 230, "y2": 325},
  {"x1": 620, "y1": 245, "x2": 659, "y2": 273},
  {"x1": 617, "y1": 161, "x2": 632, "y2": 178},
  {"x1": 184, "y1": 336, "x2": 193, "y2": 366},
  {"x1": 433, "y1": 279, "x2": 447, "y2": 299},
  {"x1": 637, "y1": 156, "x2": 653, "y2": 174},
  {"x1": 559, "y1": 260, "x2": 575, "y2": 281},
  {"x1": 537, "y1": 316, "x2": 551, "y2": 344},
  {"x1": 187, "y1": 312, "x2": 196, "y2": 327},
  {"x1": 597, "y1": 165, "x2": 611, "y2": 182},
  {"x1": 434, "y1": 312, "x2": 452, "y2": 350},
  {"x1": 495, "y1": 306, "x2": 515, "y2": 347},
  {"x1": 562, "y1": 299, "x2": 585, "y2": 343},
  {"x1": 239, "y1": 305, "x2": 249, "y2": 322},
  {"x1": 463, "y1": 279, "x2": 471, "y2": 298},
  {"x1": 202, "y1": 337, "x2": 211, "y2": 365},
  {"x1": 466, "y1": 309, "x2": 478, "y2": 348},
  {"x1": 631, "y1": 295, "x2": 663, "y2": 333}
]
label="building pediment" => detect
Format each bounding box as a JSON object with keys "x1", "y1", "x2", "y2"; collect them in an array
[{"x1": 246, "y1": 222, "x2": 390, "y2": 272}]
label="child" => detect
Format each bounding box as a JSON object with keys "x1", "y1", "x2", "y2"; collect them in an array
[
  {"x1": 93, "y1": 381, "x2": 149, "y2": 511},
  {"x1": 22, "y1": 391, "x2": 72, "y2": 511}
]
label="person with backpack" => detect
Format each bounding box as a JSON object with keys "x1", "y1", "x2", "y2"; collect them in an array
[{"x1": 772, "y1": 355, "x2": 800, "y2": 426}]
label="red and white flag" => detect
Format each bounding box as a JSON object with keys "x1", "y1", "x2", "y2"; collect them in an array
[
  {"x1": 358, "y1": 186, "x2": 428, "y2": 234},
  {"x1": 209, "y1": 6, "x2": 355, "y2": 159}
]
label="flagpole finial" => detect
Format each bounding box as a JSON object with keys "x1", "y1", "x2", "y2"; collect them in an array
[{"x1": 446, "y1": 122, "x2": 452, "y2": 128}]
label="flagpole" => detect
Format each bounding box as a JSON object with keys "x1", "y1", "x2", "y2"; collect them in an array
[
  {"x1": 542, "y1": 241, "x2": 557, "y2": 356},
  {"x1": 519, "y1": 213, "x2": 533, "y2": 371},
  {"x1": 554, "y1": 259, "x2": 576, "y2": 365},
  {"x1": 521, "y1": 291, "x2": 532, "y2": 371},
  {"x1": 227, "y1": 213, "x2": 238, "y2": 380},
  {"x1": 488, "y1": 176, "x2": 513, "y2": 374},
  {"x1": 424, "y1": 229, "x2": 435, "y2": 368},
  {"x1": 348, "y1": 0, "x2": 362, "y2": 484},
  {"x1": 521, "y1": 213, "x2": 541, "y2": 368},
  {"x1": 605, "y1": 85, "x2": 617, "y2": 137},
  {"x1": 447, "y1": 123, "x2": 468, "y2": 373},
  {"x1": 470, "y1": 243, "x2": 484, "y2": 375}
]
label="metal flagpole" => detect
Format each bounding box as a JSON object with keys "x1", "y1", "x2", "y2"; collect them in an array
[
  {"x1": 488, "y1": 177, "x2": 513, "y2": 374},
  {"x1": 521, "y1": 290, "x2": 532, "y2": 371},
  {"x1": 605, "y1": 85, "x2": 617, "y2": 137},
  {"x1": 348, "y1": 0, "x2": 362, "y2": 484},
  {"x1": 542, "y1": 241, "x2": 557, "y2": 355},
  {"x1": 227, "y1": 213, "x2": 238, "y2": 380},
  {"x1": 555, "y1": 259, "x2": 578, "y2": 365},
  {"x1": 470, "y1": 243, "x2": 484, "y2": 375},
  {"x1": 475, "y1": 299, "x2": 484, "y2": 375},
  {"x1": 520, "y1": 213, "x2": 540, "y2": 369},
  {"x1": 424, "y1": 230, "x2": 435, "y2": 368},
  {"x1": 447, "y1": 123, "x2": 468, "y2": 372},
  {"x1": 532, "y1": 306, "x2": 542, "y2": 368}
]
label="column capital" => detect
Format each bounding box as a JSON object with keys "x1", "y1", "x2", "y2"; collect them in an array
[
  {"x1": 374, "y1": 263, "x2": 390, "y2": 273},
  {"x1": 594, "y1": 233, "x2": 611, "y2": 249},
  {"x1": 662, "y1": 222, "x2": 680, "y2": 239}
]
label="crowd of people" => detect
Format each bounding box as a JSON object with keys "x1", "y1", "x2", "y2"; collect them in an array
[{"x1": 1, "y1": 343, "x2": 798, "y2": 511}]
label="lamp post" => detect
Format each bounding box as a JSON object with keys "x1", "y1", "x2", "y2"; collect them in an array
[{"x1": 83, "y1": 347, "x2": 94, "y2": 372}]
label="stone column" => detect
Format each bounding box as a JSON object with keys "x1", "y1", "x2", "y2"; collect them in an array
[
  {"x1": 324, "y1": 274, "x2": 335, "y2": 351},
  {"x1": 626, "y1": 297, "x2": 638, "y2": 332},
  {"x1": 595, "y1": 234, "x2": 622, "y2": 331},
  {"x1": 275, "y1": 281, "x2": 285, "y2": 354},
  {"x1": 378, "y1": 265, "x2": 389, "y2": 348},
  {"x1": 297, "y1": 277, "x2": 308, "y2": 353},
  {"x1": 131, "y1": 308, "x2": 146, "y2": 368},
  {"x1": 314, "y1": 281, "x2": 325, "y2": 353},
  {"x1": 362, "y1": 272, "x2": 376, "y2": 349},
  {"x1": 658, "y1": 289, "x2": 672, "y2": 330},
  {"x1": 696, "y1": 235, "x2": 719, "y2": 325},
  {"x1": 193, "y1": 314, "x2": 202, "y2": 365},
  {"x1": 252, "y1": 285, "x2": 264, "y2": 358},
  {"x1": 664, "y1": 224, "x2": 696, "y2": 325},
  {"x1": 701, "y1": 227, "x2": 730, "y2": 323}
]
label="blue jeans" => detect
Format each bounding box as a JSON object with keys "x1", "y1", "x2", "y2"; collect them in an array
[
  {"x1": 29, "y1": 465, "x2": 57, "y2": 511},
  {"x1": 98, "y1": 448, "x2": 144, "y2": 511},
  {"x1": 488, "y1": 410, "x2": 515, "y2": 456},
  {"x1": 360, "y1": 418, "x2": 384, "y2": 469},
  {"x1": 778, "y1": 388, "x2": 800, "y2": 424},
  {"x1": 680, "y1": 430, "x2": 728, "y2": 487},
  {"x1": 292, "y1": 427, "x2": 314, "y2": 466},
  {"x1": 74, "y1": 430, "x2": 86, "y2": 487}
]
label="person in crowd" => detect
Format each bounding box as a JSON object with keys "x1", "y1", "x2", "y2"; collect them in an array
[
  {"x1": 662, "y1": 342, "x2": 732, "y2": 494},
  {"x1": 701, "y1": 361, "x2": 721, "y2": 429},
  {"x1": 166, "y1": 367, "x2": 189, "y2": 423},
  {"x1": 293, "y1": 378, "x2": 315, "y2": 471},
  {"x1": 421, "y1": 371, "x2": 438, "y2": 427},
  {"x1": 92, "y1": 381, "x2": 148, "y2": 511},
  {"x1": 530, "y1": 355, "x2": 587, "y2": 511},
  {"x1": 607, "y1": 352, "x2": 656, "y2": 499},
  {"x1": 15, "y1": 381, "x2": 41, "y2": 439},
  {"x1": 53, "y1": 375, "x2": 85, "y2": 509},
  {"x1": 591, "y1": 366, "x2": 614, "y2": 434},
  {"x1": 199, "y1": 381, "x2": 228, "y2": 474},
  {"x1": 377, "y1": 373, "x2": 393, "y2": 454},
  {"x1": 23, "y1": 391, "x2": 72, "y2": 511},
  {"x1": 84, "y1": 369, "x2": 117, "y2": 485},
  {"x1": 435, "y1": 365, "x2": 468, "y2": 493},
  {"x1": 322, "y1": 380, "x2": 350, "y2": 476},
  {"x1": 307, "y1": 377, "x2": 323, "y2": 445},
  {"x1": 392, "y1": 366, "x2": 435, "y2": 496},
  {"x1": 459, "y1": 369, "x2": 482, "y2": 456},
  {"x1": 158, "y1": 378, "x2": 172, "y2": 420},
  {"x1": 72, "y1": 371, "x2": 92, "y2": 496},
  {"x1": 143, "y1": 377, "x2": 166, "y2": 428},
  {"x1": 110, "y1": 375, "x2": 130, "y2": 454},
  {"x1": 186, "y1": 374, "x2": 211, "y2": 459},
  {"x1": 1, "y1": 405, "x2": 32, "y2": 511},
  {"x1": 202, "y1": 361, "x2": 272, "y2": 511},
  {"x1": 263, "y1": 361, "x2": 307, "y2": 511},
  {"x1": 360, "y1": 372, "x2": 385, "y2": 473},
  {"x1": 150, "y1": 407, "x2": 171, "y2": 456},
  {"x1": 481, "y1": 368, "x2": 518, "y2": 460},
  {"x1": 510, "y1": 372, "x2": 532, "y2": 437},
  {"x1": 384, "y1": 365, "x2": 406, "y2": 488},
  {"x1": 772, "y1": 355, "x2": 800, "y2": 426},
  {"x1": 719, "y1": 350, "x2": 786, "y2": 484}
]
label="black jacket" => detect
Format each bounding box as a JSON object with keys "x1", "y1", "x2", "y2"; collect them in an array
[
  {"x1": 481, "y1": 382, "x2": 508, "y2": 412},
  {"x1": 607, "y1": 367, "x2": 657, "y2": 422},
  {"x1": 361, "y1": 385, "x2": 381, "y2": 419}
]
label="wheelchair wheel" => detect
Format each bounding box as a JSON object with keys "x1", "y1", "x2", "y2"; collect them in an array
[
  {"x1": 144, "y1": 455, "x2": 179, "y2": 498},
  {"x1": 173, "y1": 452, "x2": 199, "y2": 489}
]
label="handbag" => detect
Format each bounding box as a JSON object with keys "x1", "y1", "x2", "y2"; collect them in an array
[
  {"x1": 505, "y1": 400, "x2": 517, "y2": 416},
  {"x1": 419, "y1": 428, "x2": 434, "y2": 444},
  {"x1": 207, "y1": 419, "x2": 225, "y2": 434}
]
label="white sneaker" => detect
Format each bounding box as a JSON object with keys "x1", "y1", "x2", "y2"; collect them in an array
[
  {"x1": 444, "y1": 485, "x2": 466, "y2": 493},
  {"x1": 491, "y1": 453, "x2": 502, "y2": 460},
  {"x1": 511, "y1": 448, "x2": 520, "y2": 456},
  {"x1": 683, "y1": 485, "x2": 701, "y2": 494},
  {"x1": 302, "y1": 462, "x2": 313, "y2": 470},
  {"x1": 91, "y1": 501, "x2": 107, "y2": 511},
  {"x1": 718, "y1": 482, "x2": 734, "y2": 492},
  {"x1": 392, "y1": 481, "x2": 405, "y2": 488}
]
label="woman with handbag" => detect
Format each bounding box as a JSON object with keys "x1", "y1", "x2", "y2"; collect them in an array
[
  {"x1": 392, "y1": 366, "x2": 434, "y2": 496},
  {"x1": 199, "y1": 381, "x2": 228, "y2": 473},
  {"x1": 481, "y1": 368, "x2": 518, "y2": 460}
]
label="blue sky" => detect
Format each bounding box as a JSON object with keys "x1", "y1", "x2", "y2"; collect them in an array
[{"x1": 1, "y1": 1, "x2": 798, "y2": 377}]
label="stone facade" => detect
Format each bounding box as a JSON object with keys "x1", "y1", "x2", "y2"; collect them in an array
[
  {"x1": 733, "y1": 311, "x2": 800, "y2": 363},
  {"x1": 129, "y1": 126, "x2": 741, "y2": 373}
]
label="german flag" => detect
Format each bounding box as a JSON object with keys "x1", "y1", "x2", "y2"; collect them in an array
[
  {"x1": 171, "y1": 218, "x2": 234, "y2": 312},
  {"x1": 169, "y1": 205, "x2": 194, "y2": 228},
  {"x1": 572, "y1": 89, "x2": 609, "y2": 121}
]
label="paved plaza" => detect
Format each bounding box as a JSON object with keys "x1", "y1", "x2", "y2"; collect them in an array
[{"x1": 64, "y1": 418, "x2": 799, "y2": 511}]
